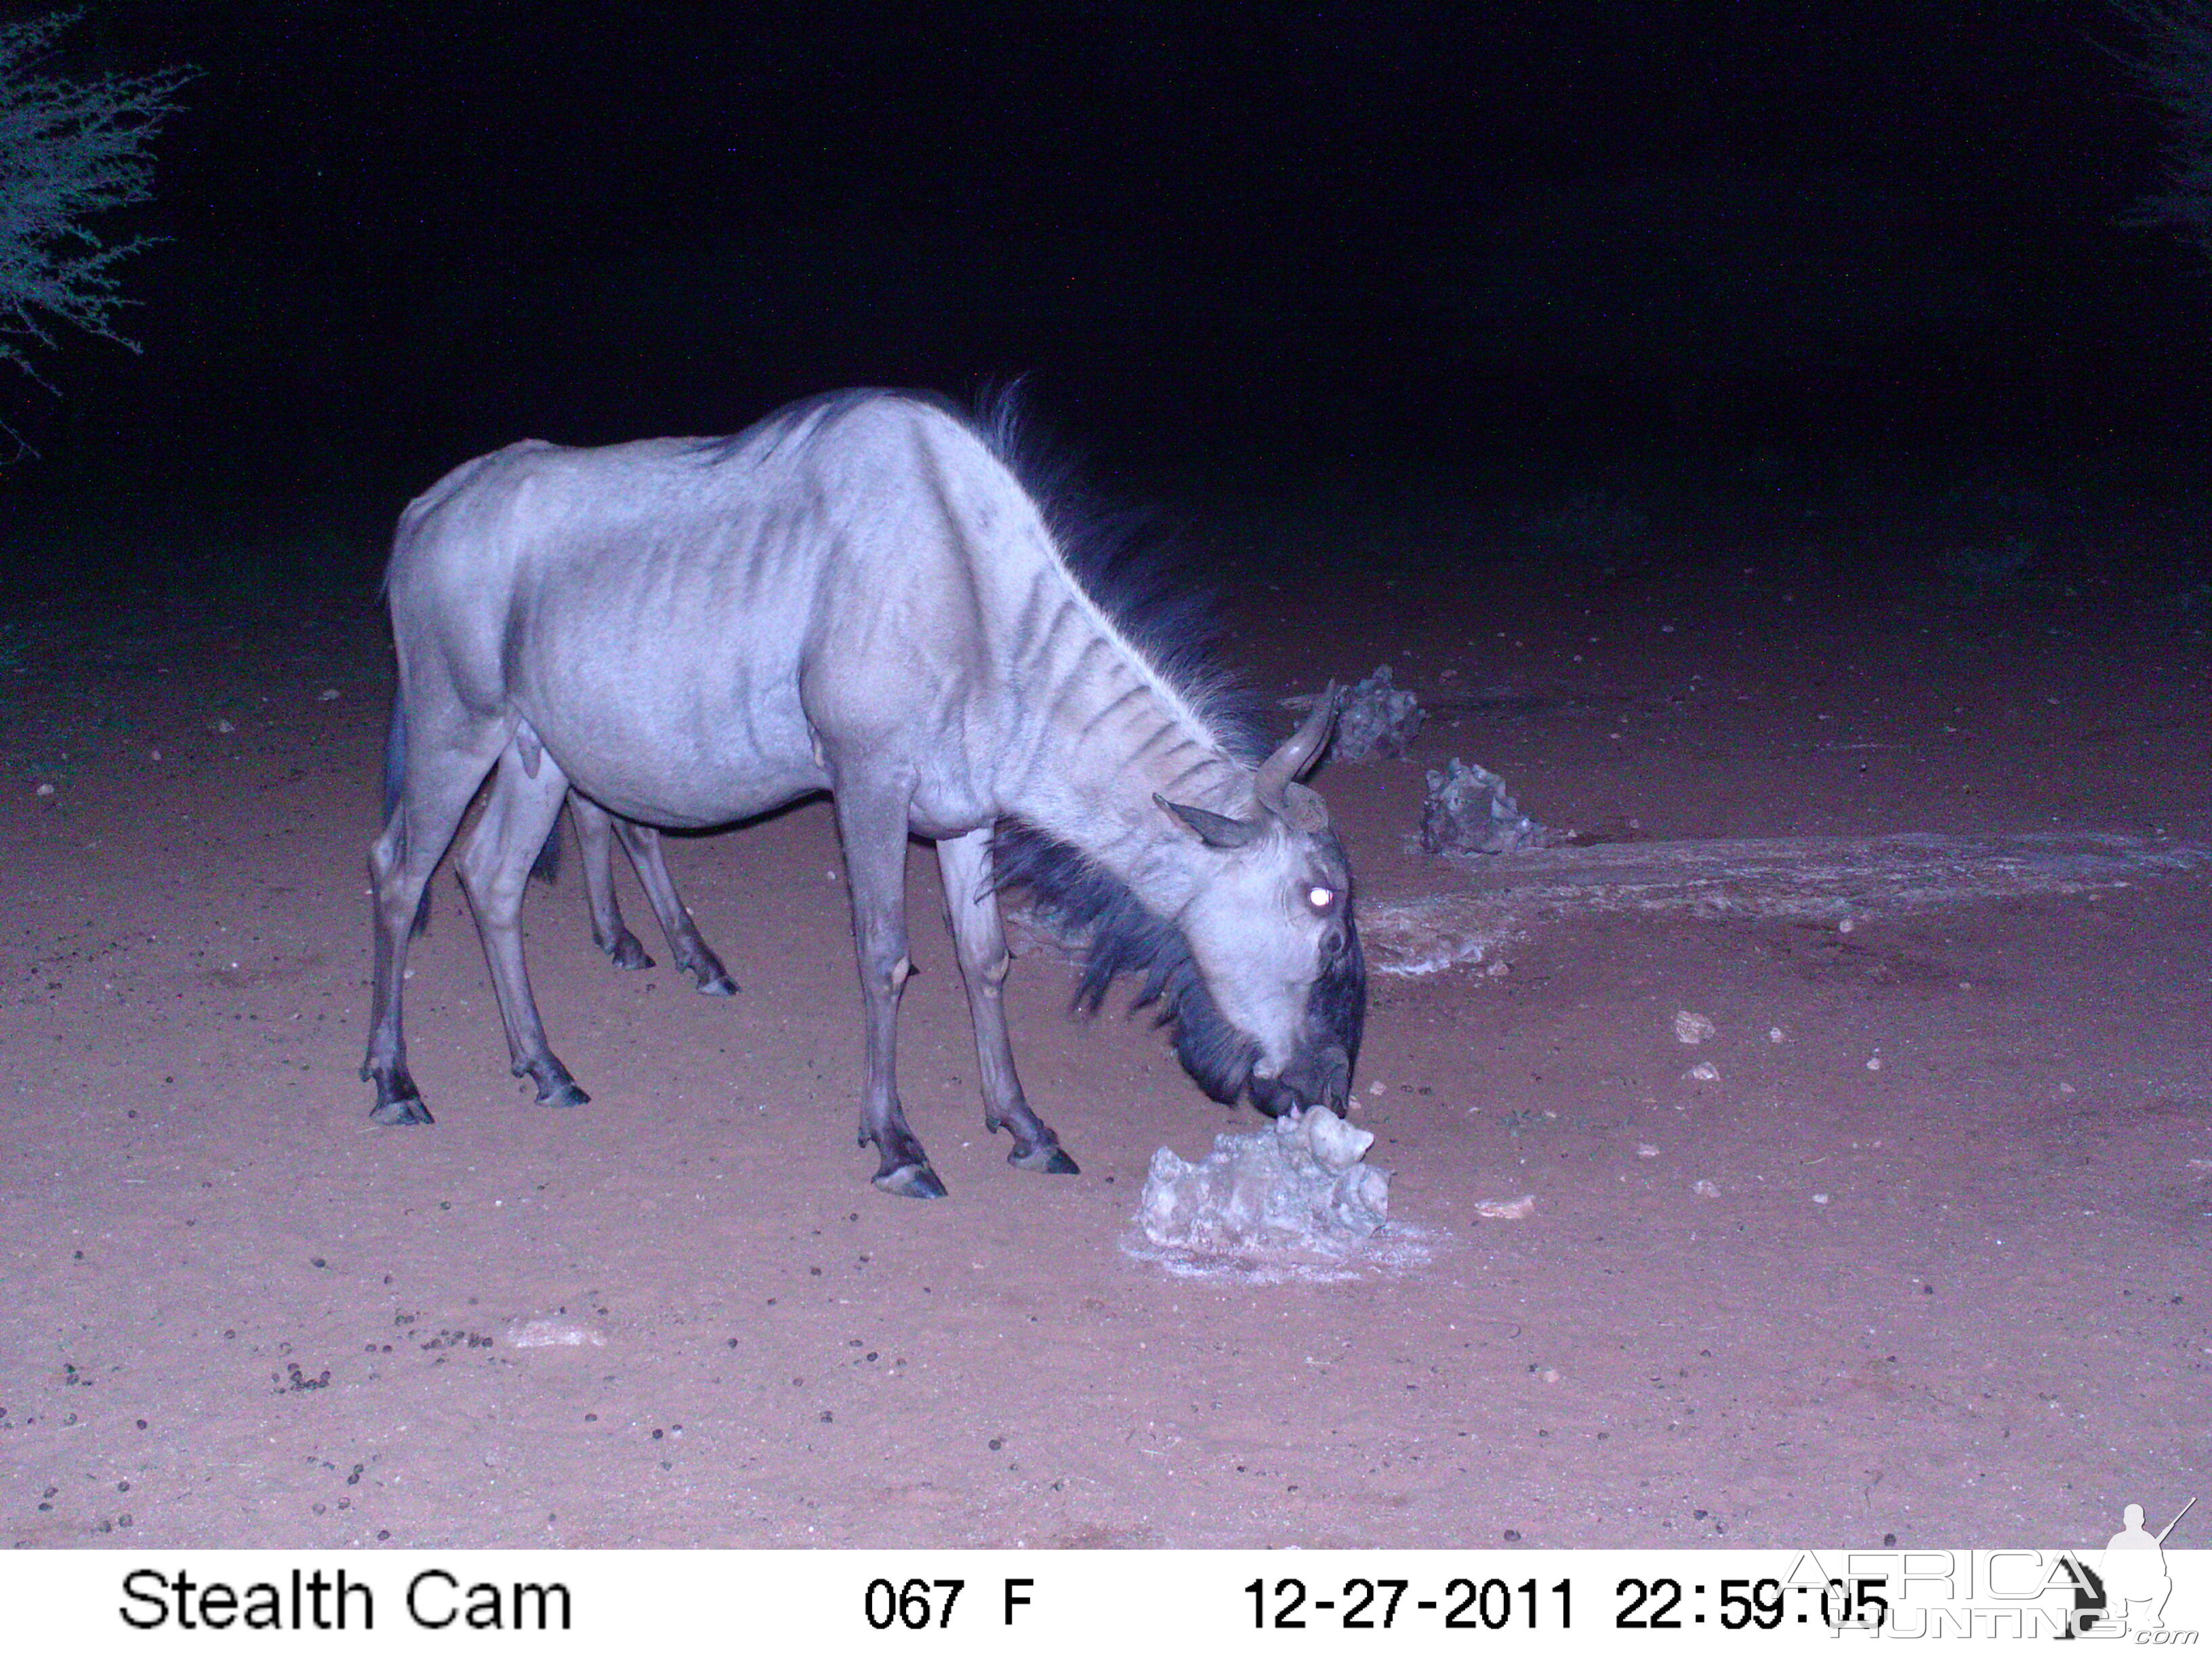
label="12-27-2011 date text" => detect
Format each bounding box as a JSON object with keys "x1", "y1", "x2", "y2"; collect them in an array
[{"x1": 1246, "y1": 1574, "x2": 1571, "y2": 1631}]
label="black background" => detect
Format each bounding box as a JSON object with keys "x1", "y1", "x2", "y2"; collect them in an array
[{"x1": 12, "y1": 1, "x2": 2209, "y2": 509}]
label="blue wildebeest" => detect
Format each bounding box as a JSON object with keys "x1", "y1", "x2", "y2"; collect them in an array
[{"x1": 363, "y1": 390, "x2": 1366, "y2": 1197}]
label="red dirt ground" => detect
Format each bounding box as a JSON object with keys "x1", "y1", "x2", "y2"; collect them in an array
[{"x1": 3, "y1": 541, "x2": 2207, "y2": 1550}]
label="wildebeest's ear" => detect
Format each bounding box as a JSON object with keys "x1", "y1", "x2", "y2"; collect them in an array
[
  {"x1": 1155, "y1": 793, "x2": 1263, "y2": 849},
  {"x1": 1279, "y1": 779, "x2": 1330, "y2": 832}
]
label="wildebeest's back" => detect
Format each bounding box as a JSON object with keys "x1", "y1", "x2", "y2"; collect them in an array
[{"x1": 383, "y1": 394, "x2": 1052, "y2": 832}]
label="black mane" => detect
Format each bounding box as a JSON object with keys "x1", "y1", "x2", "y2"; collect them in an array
[
  {"x1": 970, "y1": 385, "x2": 1275, "y2": 1104},
  {"x1": 972, "y1": 384, "x2": 1273, "y2": 764},
  {"x1": 993, "y1": 822, "x2": 1263, "y2": 1105}
]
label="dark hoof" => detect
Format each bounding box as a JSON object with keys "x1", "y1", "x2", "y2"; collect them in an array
[
  {"x1": 874, "y1": 1162, "x2": 948, "y2": 1200},
  {"x1": 607, "y1": 933, "x2": 654, "y2": 971},
  {"x1": 537, "y1": 1080, "x2": 590, "y2": 1109},
  {"x1": 694, "y1": 970, "x2": 739, "y2": 997},
  {"x1": 1010, "y1": 1143, "x2": 1080, "y2": 1174},
  {"x1": 369, "y1": 1096, "x2": 434, "y2": 1126}
]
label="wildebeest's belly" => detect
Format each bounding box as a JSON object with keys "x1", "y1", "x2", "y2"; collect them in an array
[
  {"x1": 519, "y1": 672, "x2": 827, "y2": 830},
  {"x1": 569, "y1": 746, "x2": 826, "y2": 830}
]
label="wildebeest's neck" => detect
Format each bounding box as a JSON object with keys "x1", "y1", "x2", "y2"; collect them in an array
[{"x1": 998, "y1": 598, "x2": 1250, "y2": 916}]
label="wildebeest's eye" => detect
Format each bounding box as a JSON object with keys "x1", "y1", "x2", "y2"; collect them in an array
[{"x1": 1306, "y1": 885, "x2": 1336, "y2": 912}]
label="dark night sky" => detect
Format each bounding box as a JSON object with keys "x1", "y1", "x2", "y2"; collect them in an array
[{"x1": 23, "y1": 1, "x2": 2212, "y2": 490}]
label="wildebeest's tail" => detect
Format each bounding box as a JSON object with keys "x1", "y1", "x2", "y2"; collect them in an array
[
  {"x1": 382, "y1": 693, "x2": 407, "y2": 829},
  {"x1": 380, "y1": 693, "x2": 434, "y2": 937},
  {"x1": 382, "y1": 690, "x2": 560, "y2": 901},
  {"x1": 533, "y1": 805, "x2": 563, "y2": 882}
]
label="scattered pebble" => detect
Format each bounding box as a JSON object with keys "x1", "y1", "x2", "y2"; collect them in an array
[
  {"x1": 1768, "y1": 1027, "x2": 1785, "y2": 1043},
  {"x1": 1674, "y1": 1011, "x2": 1717, "y2": 1044},
  {"x1": 1813, "y1": 1193, "x2": 1830, "y2": 1205},
  {"x1": 1636, "y1": 1143, "x2": 1660, "y2": 1159},
  {"x1": 1866, "y1": 1057, "x2": 1883, "y2": 1071},
  {"x1": 1692, "y1": 1180, "x2": 1721, "y2": 1198},
  {"x1": 34, "y1": 783, "x2": 53, "y2": 797},
  {"x1": 1687, "y1": 1062, "x2": 1720, "y2": 1082},
  {"x1": 317, "y1": 688, "x2": 341, "y2": 701},
  {"x1": 1474, "y1": 1195, "x2": 1536, "y2": 1220},
  {"x1": 212, "y1": 718, "x2": 234, "y2": 734}
]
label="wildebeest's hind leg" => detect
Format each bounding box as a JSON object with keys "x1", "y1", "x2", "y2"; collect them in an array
[
  {"x1": 363, "y1": 718, "x2": 506, "y2": 1126},
  {"x1": 937, "y1": 827, "x2": 1078, "y2": 1174},
  {"x1": 610, "y1": 817, "x2": 738, "y2": 996},
  {"x1": 458, "y1": 746, "x2": 590, "y2": 1107},
  {"x1": 569, "y1": 794, "x2": 655, "y2": 971},
  {"x1": 832, "y1": 778, "x2": 945, "y2": 1198}
]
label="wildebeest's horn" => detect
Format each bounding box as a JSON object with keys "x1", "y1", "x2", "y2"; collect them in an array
[
  {"x1": 1155, "y1": 793, "x2": 1263, "y2": 849},
  {"x1": 1254, "y1": 684, "x2": 1337, "y2": 827}
]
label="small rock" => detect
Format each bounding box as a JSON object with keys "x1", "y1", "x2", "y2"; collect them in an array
[
  {"x1": 1326, "y1": 665, "x2": 1425, "y2": 762},
  {"x1": 317, "y1": 688, "x2": 341, "y2": 701},
  {"x1": 212, "y1": 718, "x2": 235, "y2": 734},
  {"x1": 507, "y1": 1320, "x2": 605, "y2": 1348},
  {"x1": 1473, "y1": 1194, "x2": 1536, "y2": 1220},
  {"x1": 1636, "y1": 1143, "x2": 1660, "y2": 1159},
  {"x1": 1674, "y1": 1011, "x2": 1717, "y2": 1044},
  {"x1": 1420, "y1": 758, "x2": 1552, "y2": 855},
  {"x1": 34, "y1": 783, "x2": 53, "y2": 797},
  {"x1": 1687, "y1": 1062, "x2": 1720, "y2": 1082},
  {"x1": 1692, "y1": 1180, "x2": 1721, "y2": 1198}
]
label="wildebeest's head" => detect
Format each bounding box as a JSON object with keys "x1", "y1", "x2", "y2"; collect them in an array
[{"x1": 1153, "y1": 690, "x2": 1367, "y2": 1116}]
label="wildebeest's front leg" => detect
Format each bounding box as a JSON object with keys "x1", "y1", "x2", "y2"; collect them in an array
[
  {"x1": 833, "y1": 779, "x2": 945, "y2": 1198},
  {"x1": 937, "y1": 827, "x2": 1078, "y2": 1174},
  {"x1": 570, "y1": 794, "x2": 655, "y2": 970},
  {"x1": 609, "y1": 817, "x2": 738, "y2": 995},
  {"x1": 459, "y1": 745, "x2": 590, "y2": 1107}
]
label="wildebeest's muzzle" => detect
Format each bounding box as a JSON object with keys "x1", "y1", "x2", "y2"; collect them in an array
[{"x1": 1248, "y1": 918, "x2": 1366, "y2": 1118}]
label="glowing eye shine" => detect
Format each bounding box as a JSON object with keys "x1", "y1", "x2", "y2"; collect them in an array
[{"x1": 1307, "y1": 886, "x2": 1335, "y2": 910}]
